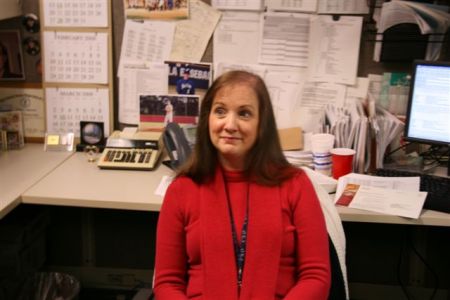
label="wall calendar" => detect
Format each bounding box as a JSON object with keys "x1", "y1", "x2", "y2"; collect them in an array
[
  {"x1": 45, "y1": 88, "x2": 110, "y2": 137},
  {"x1": 43, "y1": 31, "x2": 108, "y2": 84},
  {"x1": 43, "y1": 0, "x2": 109, "y2": 27}
]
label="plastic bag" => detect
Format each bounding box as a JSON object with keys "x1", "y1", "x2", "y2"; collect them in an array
[{"x1": 18, "y1": 272, "x2": 80, "y2": 300}]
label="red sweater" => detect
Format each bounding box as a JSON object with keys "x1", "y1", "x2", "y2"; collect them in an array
[{"x1": 154, "y1": 168, "x2": 330, "y2": 299}]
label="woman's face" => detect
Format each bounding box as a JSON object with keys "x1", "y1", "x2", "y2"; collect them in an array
[{"x1": 209, "y1": 84, "x2": 259, "y2": 171}]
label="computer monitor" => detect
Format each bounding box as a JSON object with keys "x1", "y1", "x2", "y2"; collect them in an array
[{"x1": 404, "y1": 60, "x2": 450, "y2": 175}]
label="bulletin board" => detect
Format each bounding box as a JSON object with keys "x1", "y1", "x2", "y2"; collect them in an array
[{"x1": 39, "y1": 0, "x2": 114, "y2": 139}]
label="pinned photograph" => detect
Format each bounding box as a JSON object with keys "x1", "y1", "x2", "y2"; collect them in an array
[
  {"x1": 0, "y1": 30, "x2": 25, "y2": 80},
  {"x1": 139, "y1": 94, "x2": 199, "y2": 131},
  {"x1": 165, "y1": 61, "x2": 212, "y2": 99},
  {"x1": 123, "y1": 0, "x2": 189, "y2": 20}
]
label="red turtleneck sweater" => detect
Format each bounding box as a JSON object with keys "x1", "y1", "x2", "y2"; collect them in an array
[{"x1": 154, "y1": 168, "x2": 330, "y2": 299}]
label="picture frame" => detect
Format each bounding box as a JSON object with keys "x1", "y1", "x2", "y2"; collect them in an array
[
  {"x1": 0, "y1": 30, "x2": 25, "y2": 81},
  {"x1": 76, "y1": 121, "x2": 106, "y2": 152},
  {"x1": 44, "y1": 132, "x2": 74, "y2": 152},
  {"x1": 123, "y1": 0, "x2": 189, "y2": 20},
  {"x1": 80, "y1": 121, "x2": 105, "y2": 147}
]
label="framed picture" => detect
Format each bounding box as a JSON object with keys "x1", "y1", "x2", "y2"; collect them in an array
[
  {"x1": 0, "y1": 30, "x2": 25, "y2": 81},
  {"x1": 80, "y1": 121, "x2": 105, "y2": 147},
  {"x1": 123, "y1": 0, "x2": 189, "y2": 20}
]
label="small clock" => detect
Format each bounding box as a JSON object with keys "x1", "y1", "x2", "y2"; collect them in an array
[{"x1": 77, "y1": 121, "x2": 105, "y2": 152}]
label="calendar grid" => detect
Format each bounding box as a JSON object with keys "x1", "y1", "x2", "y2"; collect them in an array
[{"x1": 40, "y1": 0, "x2": 113, "y2": 138}]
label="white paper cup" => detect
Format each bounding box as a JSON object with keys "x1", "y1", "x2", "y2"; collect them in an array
[
  {"x1": 311, "y1": 134, "x2": 334, "y2": 176},
  {"x1": 311, "y1": 134, "x2": 335, "y2": 153}
]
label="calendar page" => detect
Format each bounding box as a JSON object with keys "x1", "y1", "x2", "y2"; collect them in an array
[
  {"x1": 44, "y1": 31, "x2": 108, "y2": 84},
  {"x1": 45, "y1": 88, "x2": 110, "y2": 137},
  {"x1": 43, "y1": 0, "x2": 109, "y2": 27}
]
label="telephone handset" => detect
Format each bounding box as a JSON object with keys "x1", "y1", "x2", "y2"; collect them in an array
[{"x1": 163, "y1": 122, "x2": 192, "y2": 170}]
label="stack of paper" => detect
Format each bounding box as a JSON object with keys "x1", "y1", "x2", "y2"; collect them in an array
[
  {"x1": 284, "y1": 150, "x2": 313, "y2": 168},
  {"x1": 334, "y1": 173, "x2": 427, "y2": 219},
  {"x1": 374, "y1": 1, "x2": 450, "y2": 61},
  {"x1": 324, "y1": 98, "x2": 368, "y2": 173},
  {"x1": 370, "y1": 106, "x2": 404, "y2": 169}
]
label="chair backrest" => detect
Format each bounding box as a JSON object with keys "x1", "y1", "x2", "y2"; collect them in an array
[{"x1": 301, "y1": 167, "x2": 349, "y2": 300}]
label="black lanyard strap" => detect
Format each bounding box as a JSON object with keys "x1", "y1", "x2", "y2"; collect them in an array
[{"x1": 223, "y1": 177, "x2": 250, "y2": 293}]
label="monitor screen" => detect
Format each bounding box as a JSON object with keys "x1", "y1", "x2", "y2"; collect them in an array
[{"x1": 404, "y1": 60, "x2": 450, "y2": 146}]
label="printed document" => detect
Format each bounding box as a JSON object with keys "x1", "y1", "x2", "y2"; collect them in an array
[
  {"x1": 335, "y1": 173, "x2": 427, "y2": 219},
  {"x1": 118, "y1": 20, "x2": 175, "y2": 75},
  {"x1": 213, "y1": 11, "x2": 262, "y2": 65},
  {"x1": 296, "y1": 82, "x2": 346, "y2": 133},
  {"x1": 317, "y1": 0, "x2": 369, "y2": 14},
  {"x1": 334, "y1": 172, "x2": 420, "y2": 202},
  {"x1": 266, "y1": 0, "x2": 317, "y2": 13},
  {"x1": 264, "y1": 68, "x2": 307, "y2": 129},
  {"x1": 308, "y1": 15, "x2": 363, "y2": 85},
  {"x1": 259, "y1": 12, "x2": 311, "y2": 67},
  {"x1": 214, "y1": 62, "x2": 267, "y2": 80},
  {"x1": 212, "y1": 0, "x2": 264, "y2": 11},
  {"x1": 119, "y1": 62, "x2": 168, "y2": 124},
  {"x1": 170, "y1": 0, "x2": 221, "y2": 62},
  {"x1": 344, "y1": 185, "x2": 427, "y2": 219}
]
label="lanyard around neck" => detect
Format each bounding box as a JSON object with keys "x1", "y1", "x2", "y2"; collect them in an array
[{"x1": 223, "y1": 177, "x2": 250, "y2": 294}]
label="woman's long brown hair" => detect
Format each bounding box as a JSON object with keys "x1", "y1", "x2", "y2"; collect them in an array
[{"x1": 177, "y1": 70, "x2": 298, "y2": 185}]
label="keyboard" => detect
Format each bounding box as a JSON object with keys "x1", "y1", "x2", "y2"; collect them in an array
[
  {"x1": 374, "y1": 168, "x2": 450, "y2": 213},
  {"x1": 97, "y1": 148, "x2": 162, "y2": 171}
]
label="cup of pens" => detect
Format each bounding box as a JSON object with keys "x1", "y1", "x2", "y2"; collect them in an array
[{"x1": 311, "y1": 133, "x2": 335, "y2": 176}]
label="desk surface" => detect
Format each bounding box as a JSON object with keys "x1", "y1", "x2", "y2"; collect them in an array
[
  {"x1": 0, "y1": 144, "x2": 72, "y2": 219},
  {"x1": 22, "y1": 152, "x2": 174, "y2": 211},
  {"x1": 7, "y1": 145, "x2": 450, "y2": 226},
  {"x1": 337, "y1": 206, "x2": 450, "y2": 227}
]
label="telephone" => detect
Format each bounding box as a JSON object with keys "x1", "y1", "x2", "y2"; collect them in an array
[{"x1": 163, "y1": 122, "x2": 193, "y2": 170}]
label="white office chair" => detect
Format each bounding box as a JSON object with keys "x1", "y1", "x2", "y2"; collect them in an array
[{"x1": 301, "y1": 166, "x2": 349, "y2": 300}]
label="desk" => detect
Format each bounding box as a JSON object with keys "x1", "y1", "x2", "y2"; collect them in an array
[
  {"x1": 0, "y1": 144, "x2": 72, "y2": 219},
  {"x1": 3, "y1": 146, "x2": 450, "y2": 297},
  {"x1": 22, "y1": 152, "x2": 173, "y2": 211},
  {"x1": 338, "y1": 206, "x2": 450, "y2": 227},
  {"x1": 19, "y1": 151, "x2": 450, "y2": 226}
]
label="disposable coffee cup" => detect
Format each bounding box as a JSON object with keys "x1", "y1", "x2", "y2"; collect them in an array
[
  {"x1": 312, "y1": 152, "x2": 332, "y2": 175},
  {"x1": 311, "y1": 134, "x2": 334, "y2": 176},
  {"x1": 330, "y1": 148, "x2": 356, "y2": 179},
  {"x1": 311, "y1": 133, "x2": 335, "y2": 153}
]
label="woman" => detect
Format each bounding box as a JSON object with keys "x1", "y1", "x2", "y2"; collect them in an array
[{"x1": 154, "y1": 70, "x2": 331, "y2": 299}]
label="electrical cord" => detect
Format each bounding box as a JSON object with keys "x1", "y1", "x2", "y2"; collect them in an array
[
  {"x1": 385, "y1": 142, "x2": 412, "y2": 158},
  {"x1": 384, "y1": 143, "x2": 449, "y2": 169},
  {"x1": 407, "y1": 230, "x2": 439, "y2": 300}
]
